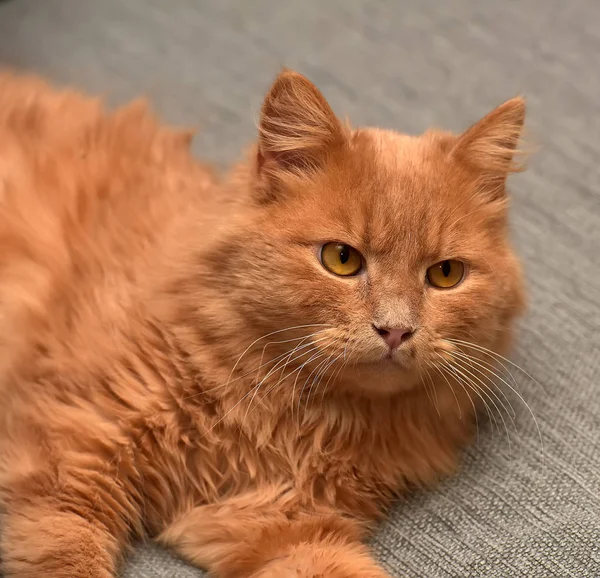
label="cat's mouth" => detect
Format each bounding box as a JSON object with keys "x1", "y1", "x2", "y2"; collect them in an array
[
  {"x1": 383, "y1": 350, "x2": 395, "y2": 360},
  {"x1": 359, "y1": 348, "x2": 415, "y2": 370}
]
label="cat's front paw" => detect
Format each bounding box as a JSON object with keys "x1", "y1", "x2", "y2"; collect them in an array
[{"x1": 250, "y1": 544, "x2": 390, "y2": 578}]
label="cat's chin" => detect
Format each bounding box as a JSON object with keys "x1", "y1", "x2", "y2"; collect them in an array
[{"x1": 339, "y1": 360, "x2": 422, "y2": 397}]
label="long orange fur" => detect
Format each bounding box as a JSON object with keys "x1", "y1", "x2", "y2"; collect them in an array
[{"x1": 0, "y1": 69, "x2": 525, "y2": 577}]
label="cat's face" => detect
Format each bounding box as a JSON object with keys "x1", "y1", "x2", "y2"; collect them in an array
[{"x1": 209, "y1": 71, "x2": 525, "y2": 397}]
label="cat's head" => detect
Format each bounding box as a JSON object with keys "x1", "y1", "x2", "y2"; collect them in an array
[{"x1": 205, "y1": 70, "x2": 525, "y2": 397}]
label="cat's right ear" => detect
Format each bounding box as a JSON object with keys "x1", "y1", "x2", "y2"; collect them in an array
[{"x1": 256, "y1": 69, "x2": 346, "y2": 192}]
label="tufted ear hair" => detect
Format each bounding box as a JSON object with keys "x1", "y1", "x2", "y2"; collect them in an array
[
  {"x1": 257, "y1": 69, "x2": 346, "y2": 184},
  {"x1": 451, "y1": 97, "x2": 526, "y2": 199}
]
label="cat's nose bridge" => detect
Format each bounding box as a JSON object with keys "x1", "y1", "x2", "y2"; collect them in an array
[
  {"x1": 368, "y1": 273, "x2": 422, "y2": 334},
  {"x1": 372, "y1": 298, "x2": 419, "y2": 340}
]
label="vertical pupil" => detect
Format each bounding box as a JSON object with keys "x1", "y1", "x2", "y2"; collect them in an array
[
  {"x1": 339, "y1": 245, "x2": 350, "y2": 264},
  {"x1": 442, "y1": 260, "x2": 451, "y2": 277}
]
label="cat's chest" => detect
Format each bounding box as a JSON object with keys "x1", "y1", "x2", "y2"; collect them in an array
[
  {"x1": 180, "y1": 409, "x2": 412, "y2": 517},
  {"x1": 169, "y1": 377, "x2": 470, "y2": 517}
]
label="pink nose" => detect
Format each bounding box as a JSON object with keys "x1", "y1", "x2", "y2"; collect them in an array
[{"x1": 374, "y1": 325, "x2": 414, "y2": 350}]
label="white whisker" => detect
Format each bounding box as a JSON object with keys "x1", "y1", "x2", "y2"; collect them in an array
[
  {"x1": 436, "y1": 360, "x2": 479, "y2": 443},
  {"x1": 420, "y1": 371, "x2": 436, "y2": 411},
  {"x1": 252, "y1": 349, "x2": 330, "y2": 423},
  {"x1": 290, "y1": 348, "x2": 328, "y2": 425},
  {"x1": 446, "y1": 355, "x2": 513, "y2": 451},
  {"x1": 201, "y1": 339, "x2": 329, "y2": 438},
  {"x1": 448, "y1": 341, "x2": 544, "y2": 456},
  {"x1": 427, "y1": 359, "x2": 462, "y2": 419},
  {"x1": 308, "y1": 351, "x2": 344, "y2": 411},
  {"x1": 442, "y1": 357, "x2": 499, "y2": 435},
  {"x1": 449, "y1": 350, "x2": 517, "y2": 419},
  {"x1": 240, "y1": 336, "x2": 329, "y2": 428},
  {"x1": 446, "y1": 338, "x2": 546, "y2": 394},
  {"x1": 188, "y1": 332, "x2": 329, "y2": 399},
  {"x1": 423, "y1": 364, "x2": 441, "y2": 417},
  {"x1": 255, "y1": 331, "x2": 324, "y2": 382},
  {"x1": 298, "y1": 353, "x2": 333, "y2": 424},
  {"x1": 226, "y1": 324, "x2": 331, "y2": 386},
  {"x1": 320, "y1": 342, "x2": 353, "y2": 403}
]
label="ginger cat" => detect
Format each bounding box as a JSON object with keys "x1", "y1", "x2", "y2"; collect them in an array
[{"x1": 0, "y1": 69, "x2": 525, "y2": 577}]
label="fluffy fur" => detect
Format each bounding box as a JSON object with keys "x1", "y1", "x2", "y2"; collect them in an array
[{"x1": 0, "y1": 69, "x2": 525, "y2": 577}]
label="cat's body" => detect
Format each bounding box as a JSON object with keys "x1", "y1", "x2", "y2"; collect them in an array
[{"x1": 0, "y1": 70, "x2": 525, "y2": 577}]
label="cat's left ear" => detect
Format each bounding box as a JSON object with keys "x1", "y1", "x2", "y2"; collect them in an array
[
  {"x1": 257, "y1": 69, "x2": 346, "y2": 190},
  {"x1": 450, "y1": 97, "x2": 526, "y2": 199}
]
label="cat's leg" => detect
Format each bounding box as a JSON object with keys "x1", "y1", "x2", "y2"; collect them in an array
[
  {"x1": 0, "y1": 439, "x2": 137, "y2": 577},
  {"x1": 159, "y1": 489, "x2": 390, "y2": 578},
  {"x1": 2, "y1": 503, "x2": 119, "y2": 578}
]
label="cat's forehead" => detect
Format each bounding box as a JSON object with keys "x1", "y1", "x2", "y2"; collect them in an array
[
  {"x1": 349, "y1": 127, "x2": 454, "y2": 182},
  {"x1": 356, "y1": 128, "x2": 424, "y2": 163},
  {"x1": 313, "y1": 127, "x2": 478, "y2": 258},
  {"x1": 350, "y1": 128, "x2": 458, "y2": 209}
]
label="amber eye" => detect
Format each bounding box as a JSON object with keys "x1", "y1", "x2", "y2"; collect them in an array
[
  {"x1": 320, "y1": 243, "x2": 363, "y2": 276},
  {"x1": 426, "y1": 260, "x2": 465, "y2": 288}
]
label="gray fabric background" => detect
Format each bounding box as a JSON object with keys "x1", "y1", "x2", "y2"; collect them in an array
[{"x1": 0, "y1": 1, "x2": 598, "y2": 576}]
